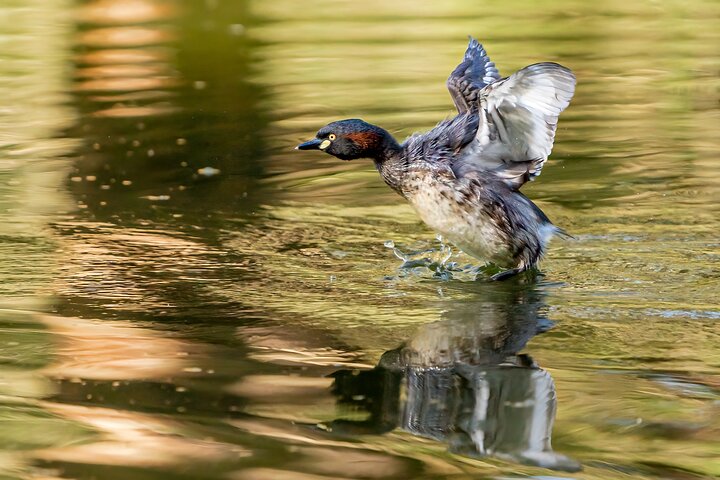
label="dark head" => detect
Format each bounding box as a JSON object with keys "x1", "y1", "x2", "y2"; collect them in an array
[{"x1": 296, "y1": 119, "x2": 400, "y2": 161}]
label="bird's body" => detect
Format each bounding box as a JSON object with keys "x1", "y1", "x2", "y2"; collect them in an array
[
  {"x1": 297, "y1": 38, "x2": 576, "y2": 280},
  {"x1": 404, "y1": 168, "x2": 558, "y2": 270}
]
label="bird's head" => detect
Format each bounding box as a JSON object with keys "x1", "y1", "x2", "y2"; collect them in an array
[{"x1": 296, "y1": 119, "x2": 397, "y2": 161}]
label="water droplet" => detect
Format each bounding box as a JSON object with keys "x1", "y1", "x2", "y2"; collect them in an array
[
  {"x1": 142, "y1": 195, "x2": 170, "y2": 201},
  {"x1": 392, "y1": 247, "x2": 407, "y2": 261},
  {"x1": 197, "y1": 166, "x2": 220, "y2": 177}
]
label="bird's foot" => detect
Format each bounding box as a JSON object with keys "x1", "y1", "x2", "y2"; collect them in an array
[{"x1": 490, "y1": 267, "x2": 523, "y2": 281}]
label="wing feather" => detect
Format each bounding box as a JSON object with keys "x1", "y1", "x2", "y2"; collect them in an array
[
  {"x1": 446, "y1": 37, "x2": 502, "y2": 113},
  {"x1": 453, "y1": 62, "x2": 576, "y2": 189}
]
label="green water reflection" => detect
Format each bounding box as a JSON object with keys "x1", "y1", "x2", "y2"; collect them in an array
[{"x1": 0, "y1": 0, "x2": 719, "y2": 479}]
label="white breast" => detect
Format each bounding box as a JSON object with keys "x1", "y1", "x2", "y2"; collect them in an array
[{"x1": 404, "y1": 173, "x2": 514, "y2": 266}]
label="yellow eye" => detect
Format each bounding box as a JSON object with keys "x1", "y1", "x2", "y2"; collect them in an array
[{"x1": 328, "y1": 134, "x2": 336, "y2": 141}]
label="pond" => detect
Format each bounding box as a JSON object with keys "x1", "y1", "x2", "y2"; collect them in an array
[{"x1": 1, "y1": 0, "x2": 719, "y2": 479}]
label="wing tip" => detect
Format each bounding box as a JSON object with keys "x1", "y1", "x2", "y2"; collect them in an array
[
  {"x1": 518, "y1": 62, "x2": 577, "y2": 102},
  {"x1": 465, "y1": 35, "x2": 488, "y2": 56},
  {"x1": 528, "y1": 62, "x2": 577, "y2": 84}
]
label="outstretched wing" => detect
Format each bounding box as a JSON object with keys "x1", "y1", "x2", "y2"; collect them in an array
[
  {"x1": 452, "y1": 62, "x2": 576, "y2": 189},
  {"x1": 447, "y1": 37, "x2": 501, "y2": 113}
]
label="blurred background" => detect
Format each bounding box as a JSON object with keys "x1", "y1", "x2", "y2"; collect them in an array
[{"x1": 0, "y1": 0, "x2": 718, "y2": 479}]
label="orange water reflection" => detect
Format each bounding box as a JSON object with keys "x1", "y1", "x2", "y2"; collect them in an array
[
  {"x1": 74, "y1": 0, "x2": 178, "y2": 118},
  {"x1": 41, "y1": 315, "x2": 207, "y2": 380},
  {"x1": 36, "y1": 403, "x2": 249, "y2": 469},
  {"x1": 77, "y1": 0, "x2": 175, "y2": 25}
]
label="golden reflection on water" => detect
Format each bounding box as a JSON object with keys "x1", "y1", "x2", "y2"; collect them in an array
[
  {"x1": 0, "y1": 1, "x2": 78, "y2": 313},
  {"x1": 74, "y1": 0, "x2": 179, "y2": 118},
  {"x1": 36, "y1": 403, "x2": 249, "y2": 469},
  {"x1": 78, "y1": 27, "x2": 174, "y2": 47},
  {"x1": 1, "y1": 0, "x2": 719, "y2": 478},
  {"x1": 228, "y1": 416, "x2": 426, "y2": 479},
  {"x1": 7, "y1": 310, "x2": 247, "y2": 475},
  {"x1": 237, "y1": 325, "x2": 370, "y2": 368},
  {"x1": 40, "y1": 315, "x2": 207, "y2": 380},
  {"x1": 79, "y1": 47, "x2": 170, "y2": 65},
  {"x1": 77, "y1": 0, "x2": 175, "y2": 25}
]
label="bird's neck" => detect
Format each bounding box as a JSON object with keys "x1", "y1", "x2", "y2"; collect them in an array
[
  {"x1": 376, "y1": 135, "x2": 402, "y2": 160},
  {"x1": 361, "y1": 127, "x2": 401, "y2": 161},
  {"x1": 373, "y1": 140, "x2": 408, "y2": 196}
]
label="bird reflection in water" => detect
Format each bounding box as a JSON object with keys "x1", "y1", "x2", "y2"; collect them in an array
[{"x1": 329, "y1": 280, "x2": 581, "y2": 472}]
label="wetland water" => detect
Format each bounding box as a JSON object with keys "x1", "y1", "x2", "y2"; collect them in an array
[{"x1": 1, "y1": 0, "x2": 719, "y2": 479}]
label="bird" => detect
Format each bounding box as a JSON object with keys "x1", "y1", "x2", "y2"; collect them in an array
[{"x1": 296, "y1": 37, "x2": 576, "y2": 280}]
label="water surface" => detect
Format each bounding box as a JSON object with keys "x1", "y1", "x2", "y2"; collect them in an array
[{"x1": 1, "y1": 0, "x2": 719, "y2": 479}]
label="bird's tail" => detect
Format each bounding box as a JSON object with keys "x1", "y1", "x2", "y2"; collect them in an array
[{"x1": 553, "y1": 226, "x2": 575, "y2": 240}]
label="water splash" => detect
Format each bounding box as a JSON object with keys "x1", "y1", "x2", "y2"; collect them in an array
[{"x1": 384, "y1": 237, "x2": 491, "y2": 281}]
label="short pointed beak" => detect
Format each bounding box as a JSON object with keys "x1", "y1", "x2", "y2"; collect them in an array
[{"x1": 295, "y1": 138, "x2": 322, "y2": 150}]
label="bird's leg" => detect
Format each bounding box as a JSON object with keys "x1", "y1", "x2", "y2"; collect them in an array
[{"x1": 490, "y1": 267, "x2": 523, "y2": 281}]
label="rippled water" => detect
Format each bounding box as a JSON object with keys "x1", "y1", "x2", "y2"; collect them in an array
[{"x1": 1, "y1": 0, "x2": 719, "y2": 479}]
